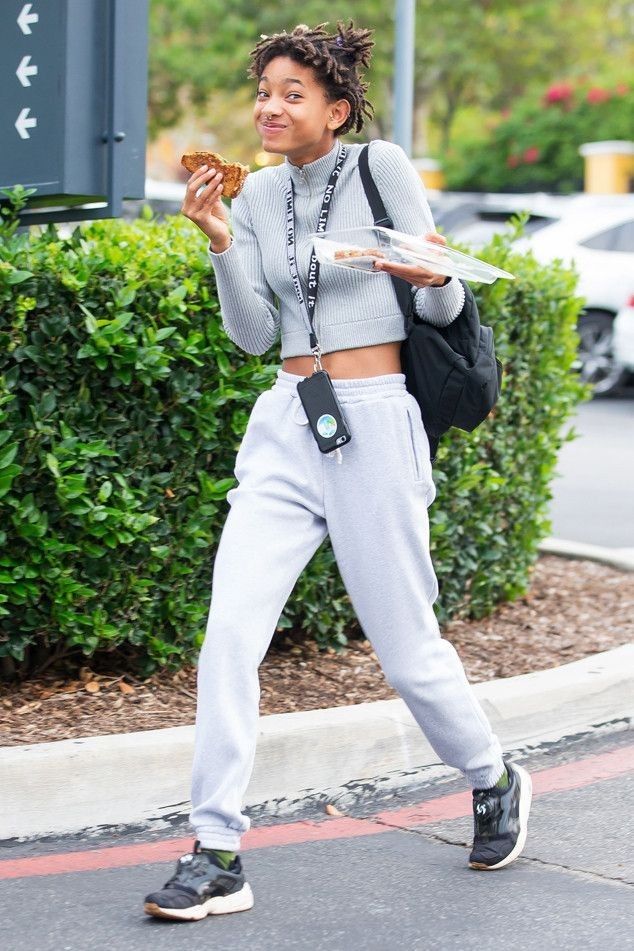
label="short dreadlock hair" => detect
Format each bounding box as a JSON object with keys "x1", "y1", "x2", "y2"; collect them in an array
[{"x1": 248, "y1": 21, "x2": 375, "y2": 136}]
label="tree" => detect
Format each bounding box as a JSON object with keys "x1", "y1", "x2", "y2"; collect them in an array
[
  {"x1": 415, "y1": 0, "x2": 634, "y2": 157},
  {"x1": 147, "y1": 0, "x2": 634, "y2": 165},
  {"x1": 149, "y1": 1, "x2": 394, "y2": 139}
]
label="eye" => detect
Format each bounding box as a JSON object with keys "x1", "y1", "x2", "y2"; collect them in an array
[
  {"x1": 287, "y1": 93, "x2": 302, "y2": 100},
  {"x1": 256, "y1": 89, "x2": 268, "y2": 99}
]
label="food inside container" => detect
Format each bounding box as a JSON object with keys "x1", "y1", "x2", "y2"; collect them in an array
[{"x1": 307, "y1": 226, "x2": 515, "y2": 283}]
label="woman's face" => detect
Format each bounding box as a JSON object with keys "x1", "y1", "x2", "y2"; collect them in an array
[{"x1": 253, "y1": 55, "x2": 349, "y2": 164}]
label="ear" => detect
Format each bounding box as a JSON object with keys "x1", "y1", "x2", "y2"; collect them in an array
[{"x1": 328, "y1": 98, "x2": 351, "y2": 131}]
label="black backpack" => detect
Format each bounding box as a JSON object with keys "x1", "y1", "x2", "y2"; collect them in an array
[{"x1": 358, "y1": 144, "x2": 503, "y2": 462}]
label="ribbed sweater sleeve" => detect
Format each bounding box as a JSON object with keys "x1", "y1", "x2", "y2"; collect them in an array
[
  {"x1": 207, "y1": 181, "x2": 280, "y2": 355},
  {"x1": 369, "y1": 141, "x2": 465, "y2": 327}
]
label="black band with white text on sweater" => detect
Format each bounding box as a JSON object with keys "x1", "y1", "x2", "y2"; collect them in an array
[{"x1": 285, "y1": 143, "x2": 348, "y2": 352}]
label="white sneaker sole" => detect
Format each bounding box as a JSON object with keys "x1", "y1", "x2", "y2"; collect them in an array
[
  {"x1": 469, "y1": 763, "x2": 533, "y2": 871},
  {"x1": 144, "y1": 882, "x2": 254, "y2": 921}
]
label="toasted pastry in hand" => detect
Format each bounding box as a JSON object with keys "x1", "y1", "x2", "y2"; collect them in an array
[{"x1": 181, "y1": 151, "x2": 250, "y2": 198}]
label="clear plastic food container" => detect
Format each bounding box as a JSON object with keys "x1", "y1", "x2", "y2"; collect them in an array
[{"x1": 306, "y1": 226, "x2": 515, "y2": 283}]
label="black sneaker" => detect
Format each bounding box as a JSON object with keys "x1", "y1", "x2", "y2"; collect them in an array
[
  {"x1": 469, "y1": 759, "x2": 532, "y2": 870},
  {"x1": 143, "y1": 840, "x2": 254, "y2": 921}
]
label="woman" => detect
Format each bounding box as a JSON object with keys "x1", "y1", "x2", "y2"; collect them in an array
[{"x1": 143, "y1": 21, "x2": 531, "y2": 922}]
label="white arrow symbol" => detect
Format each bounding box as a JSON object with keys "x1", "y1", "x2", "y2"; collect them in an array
[
  {"x1": 16, "y1": 55, "x2": 38, "y2": 87},
  {"x1": 17, "y1": 4, "x2": 39, "y2": 35},
  {"x1": 15, "y1": 107, "x2": 37, "y2": 139}
]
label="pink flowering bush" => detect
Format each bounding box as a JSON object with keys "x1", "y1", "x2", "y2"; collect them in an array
[
  {"x1": 586, "y1": 87, "x2": 611, "y2": 104},
  {"x1": 445, "y1": 80, "x2": 633, "y2": 192},
  {"x1": 543, "y1": 83, "x2": 574, "y2": 106}
]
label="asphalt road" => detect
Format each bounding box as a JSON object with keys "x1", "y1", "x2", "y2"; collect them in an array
[
  {"x1": 548, "y1": 389, "x2": 634, "y2": 548},
  {"x1": 1, "y1": 728, "x2": 632, "y2": 951}
]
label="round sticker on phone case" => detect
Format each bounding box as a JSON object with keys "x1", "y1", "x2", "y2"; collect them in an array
[{"x1": 317, "y1": 414, "x2": 337, "y2": 438}]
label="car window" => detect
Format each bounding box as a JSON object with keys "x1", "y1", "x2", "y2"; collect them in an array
[
  {"x1": 580, "y1": 221, "x2": 634, "y2": 252},
  {"x1": 446, "y1": 212, "x2": 557, "y2": 249},
  {"x1": 446, "y1": 220, "x2": 512, "y2": 249},
  {"x1": 612, "y1": 221, "x2": 634, "y2": 253}
]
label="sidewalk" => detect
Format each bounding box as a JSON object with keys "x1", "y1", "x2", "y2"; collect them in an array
[
  {"x1": 2, "y1": 644, "x2": 632, "y2": 842},
  {"x1": 2, "y1": 539, "x2": 632, "y2": 844},
  {"x1": 539, "y1": 536, "x2": 634, "y2": 571}
]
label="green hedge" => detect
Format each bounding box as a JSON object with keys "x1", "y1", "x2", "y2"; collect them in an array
[
  {"x1": 0, "y1": 193, "x2": 587, "y2": 680},
  {"x1": 430, "y1": 219, "x2": 589, "y2": 616}
]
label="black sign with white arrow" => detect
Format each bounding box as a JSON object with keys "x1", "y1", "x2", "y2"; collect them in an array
[
  {"x1": 0, "y1": 0, "x2": 148, "y2": 223},
  {"x1": 17, "y1": 55, "x2": 39, "y2": 88},
  {"x1": 0, "y1": 1, "x2": 65, "y2": 189},
  {"x1": 17, "y1": 2, "x2": 39, "y2": 34}
]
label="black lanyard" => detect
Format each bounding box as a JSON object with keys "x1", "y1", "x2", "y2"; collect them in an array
[{"x1": 285, "y1": 143, "x2": 348, "y2": 356}]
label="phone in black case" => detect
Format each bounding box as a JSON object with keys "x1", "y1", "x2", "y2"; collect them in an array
[{"x1": 296, "y1": 370, "x2": 352, "y2": 454}]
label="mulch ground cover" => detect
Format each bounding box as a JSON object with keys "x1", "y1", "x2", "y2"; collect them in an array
[{"x1": 1, "y1": 554, "x2": 632, "y2": 747}]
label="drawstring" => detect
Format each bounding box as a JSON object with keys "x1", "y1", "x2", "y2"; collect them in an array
[
  {"x1": 292, "y1": 398, "x2": 343, "y2": 464},
  {"x1": 292, "y1": 400, "x2": 309, "y2": 425}
]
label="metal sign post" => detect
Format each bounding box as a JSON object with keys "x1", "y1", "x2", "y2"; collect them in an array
[
  {"x1": 393, "y1": 0, "x2": 415, "y2": 157},
  {"x1": 104, "y1": 0, "x2": 127, "y2": 220},
  {"x1": 0, "y1": 0, "x2": 149, "y2": 225}
]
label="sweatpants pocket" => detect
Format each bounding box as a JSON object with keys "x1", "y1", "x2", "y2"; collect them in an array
[
  {"x1": 405, "y1": 403, "x2": 425, "y2": 483},
  {"x1": 404, "y1": 398, "x2": 436, "y2": 505},
  {"x1": 232, "y1": 390, "x2": 273, "y2": 478}
]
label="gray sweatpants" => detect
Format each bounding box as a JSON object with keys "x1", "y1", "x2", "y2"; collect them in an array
[{"x1": 189, "y1": 369, "x2": 505, "y2": 850}]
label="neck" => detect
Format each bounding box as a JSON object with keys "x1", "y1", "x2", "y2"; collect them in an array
[{"x1": 287, "y1": 137, "x2": 338, "y2": 168}]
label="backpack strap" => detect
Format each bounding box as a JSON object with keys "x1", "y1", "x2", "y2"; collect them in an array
[{"x1": 358, "y1": 144, "x2": 414, "y2": 327}]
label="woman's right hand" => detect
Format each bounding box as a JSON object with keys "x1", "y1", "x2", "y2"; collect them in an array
[{"x1": 180, "y1": 166, "x2": 232, "y2": 253}]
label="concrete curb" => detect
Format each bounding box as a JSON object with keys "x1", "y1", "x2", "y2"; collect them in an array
[
  {"x1": 2, "y1": 644, "x2": 633, "y2": 842},
  {"x1": 539, "y1": 536, "x2": 634, "y2": 571}
]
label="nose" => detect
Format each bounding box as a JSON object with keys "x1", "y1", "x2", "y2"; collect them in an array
[{"x1": 258, "y1": 98, "x2": 283, "y2": 116}]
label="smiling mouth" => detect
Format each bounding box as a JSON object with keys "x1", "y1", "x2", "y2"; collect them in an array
[{"x1": 261, "y1": 124, "x2": 286, "y2": 131}]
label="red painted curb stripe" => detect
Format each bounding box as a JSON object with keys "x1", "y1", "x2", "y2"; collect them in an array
[
  {"x1": 371, "y1": 745, "x2": 634, "y2": 829},
  {"x1": 1, "y1": 744, "x2": 632, "y2": 881}
]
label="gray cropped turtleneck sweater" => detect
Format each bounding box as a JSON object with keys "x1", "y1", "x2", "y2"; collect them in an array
[{"x1": 207, "y1": 138, "x2": 465, "y2": 358}]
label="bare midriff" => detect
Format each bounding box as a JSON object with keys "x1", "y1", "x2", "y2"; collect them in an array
[{"x1": 281, "y1": 341, "x2": 403, "y2": 379}]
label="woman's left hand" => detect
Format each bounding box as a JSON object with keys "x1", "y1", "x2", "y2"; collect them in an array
[{"x1": 373, "y1": 232, "x2": 449, "y2": 287}]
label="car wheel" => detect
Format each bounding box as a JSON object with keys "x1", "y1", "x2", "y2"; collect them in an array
[{"x1": 575, "y1": 310, "x2": 628, "y2": 396}]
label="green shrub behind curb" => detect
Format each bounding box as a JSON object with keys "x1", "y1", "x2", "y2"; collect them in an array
[
  {"x1": 430, "y1": 222, "x2": 589, "y2": 619},
  {"x1": 0, "y1": 198, "x2": 587, "y2": 680}
]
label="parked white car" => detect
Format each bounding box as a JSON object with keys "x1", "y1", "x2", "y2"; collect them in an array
[
  {"x1": 441, "y1": 194, "x2": 634, "y2": 395},
  {"x1": 613, "y1": 296, "x2": 634, "y2": 373},
  {"x1": 513, "y1": 196, "x2": 634, "y2": 394}
]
